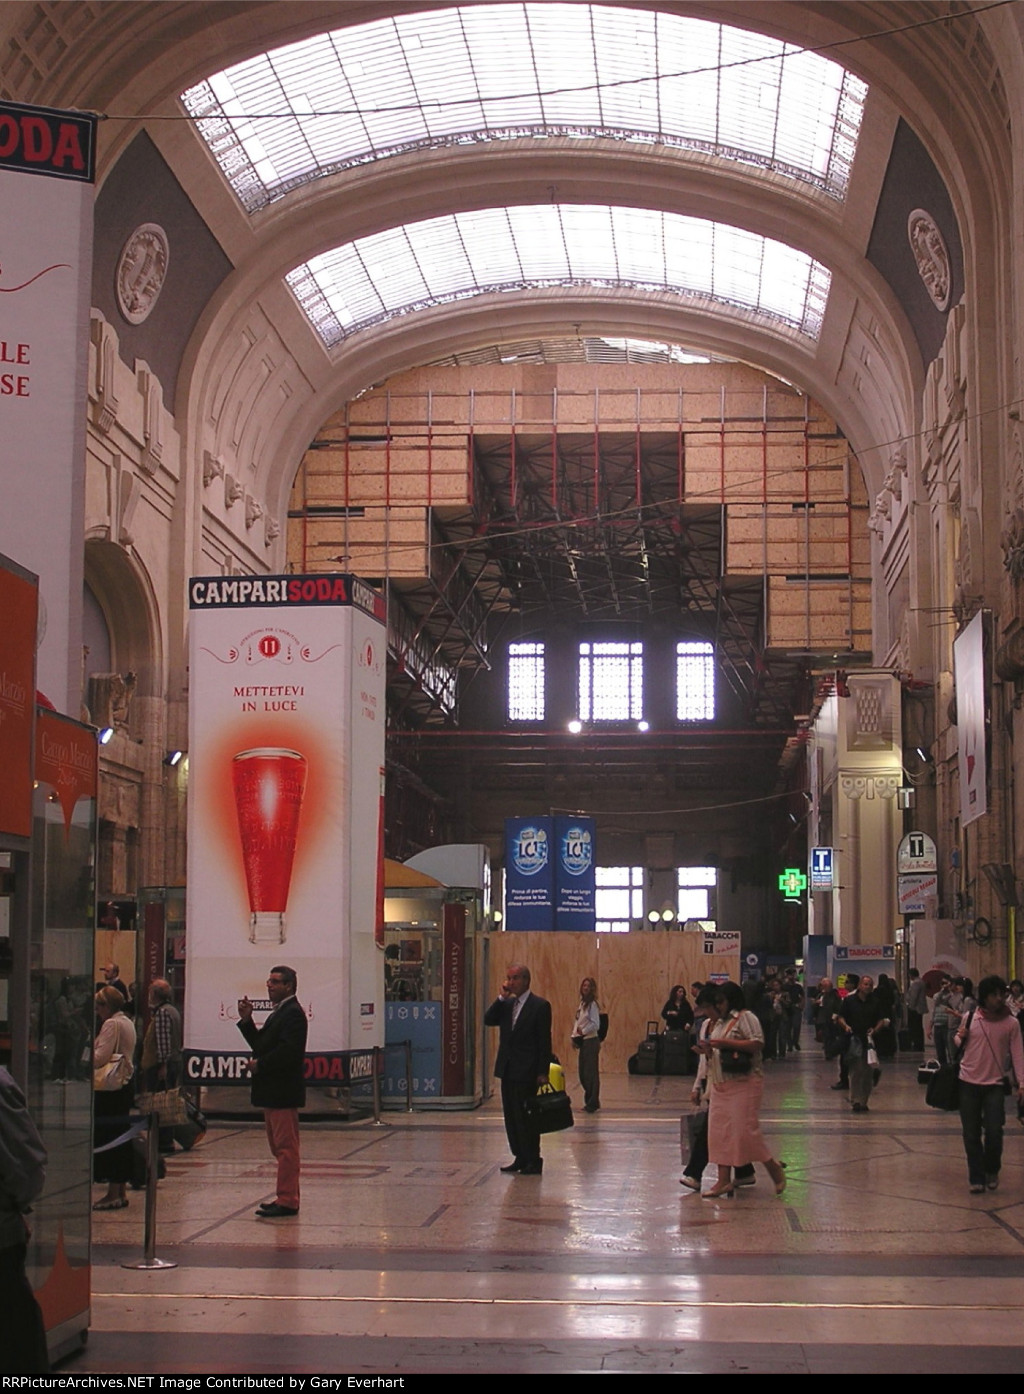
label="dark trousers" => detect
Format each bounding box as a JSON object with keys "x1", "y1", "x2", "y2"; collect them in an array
[
  {"x1": 577, "y1": 1037, "x2": 600, "y2": 1111},
  {"x1": 907, "y1": 1009, "x2": 924, "y2": 1052},
  {"x1": 0, "y1": 1243, "x2": 50, "y2": 1372},
  {"x1": 933, "y1": 1024, "x2": 950, "y2": 1066},
  {"x1": 500, "y1": 1076, "x2": 541, "y2": 1166},
  {"x1": 959, "y1": 1081, "x2": 1006, "y2": 1184}
]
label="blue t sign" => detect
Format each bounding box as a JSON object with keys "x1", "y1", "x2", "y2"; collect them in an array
[{"x1": 810, "y1": 847, "x2": 833, "y2": 890}]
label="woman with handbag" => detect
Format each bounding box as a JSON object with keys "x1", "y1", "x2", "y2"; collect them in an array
[
  {"x1": 953, "y1": 975, "x2": 1024, "y2": 1194},
  {"x1": 92, "y1": 986, "x2": 137, "y2": 1211},
  {"x1": 698, "y1": 981, "x2": 786, "y2": 1199}
]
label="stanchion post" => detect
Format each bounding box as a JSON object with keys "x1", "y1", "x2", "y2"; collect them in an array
[
  {"x1": 121, "y1": 1112, "x2": 177, "y2": 1271},
  {"x1": 370, "y1": 1045, "x2": 384, "y2": 1125},
  {"x1": 404, "y1": 1038, "x2": 413, "y2": 1113}
]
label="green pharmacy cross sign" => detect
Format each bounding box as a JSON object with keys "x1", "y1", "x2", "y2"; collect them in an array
[{"x1": 778, "y1": 868, "x2": 807, "y2": 899}]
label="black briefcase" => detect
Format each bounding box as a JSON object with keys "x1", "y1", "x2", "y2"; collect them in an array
[{"x1": 523, "y1": 1082, "x2": 574, "y2": 1134}]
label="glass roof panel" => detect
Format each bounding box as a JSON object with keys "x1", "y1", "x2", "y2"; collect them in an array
[
  {"x1": 182, "y1": 5, "x2": 868, "y2": 213},
  {"x1": 284, "y1": 204, "x2": 832, "y2": 347}
]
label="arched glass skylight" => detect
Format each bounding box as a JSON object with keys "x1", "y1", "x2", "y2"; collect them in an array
[
  {"x1": 182, "y1": 5, "x2": 868, "y2": 214},
  {"x1": 285, "y1": 205, "x2": 832, "y2": 347}
]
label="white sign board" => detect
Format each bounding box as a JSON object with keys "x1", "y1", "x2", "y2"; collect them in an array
[
  {"x1": 184, "y1": 574, "x2": 386, "y2": 1084},
  {"x1": 0, "y1": 101, "x2": 97, "y2": 712},
  {"x1": 703, "y1": 930, "x2": 740, "y2": 955},
  {"x1": 898, "y1": 831, "x2": 938, "y2": 873},
  {"x1": 898, "y1": 872, "x2": 938, "y2": 915}
]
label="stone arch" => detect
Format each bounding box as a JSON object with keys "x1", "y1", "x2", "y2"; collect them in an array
[{"x1": 83, "y1": 537, "x2": 162, "y2": 704}]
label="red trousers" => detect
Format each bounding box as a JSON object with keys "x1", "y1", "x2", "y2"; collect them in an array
[{"x1": 263, "y1": 1108, "x2": 300, "y2": 1209}]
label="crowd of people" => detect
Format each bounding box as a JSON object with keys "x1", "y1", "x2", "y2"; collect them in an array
[{"x1": 549, "y1": 963, "x2": 1024, "y2": 1202}]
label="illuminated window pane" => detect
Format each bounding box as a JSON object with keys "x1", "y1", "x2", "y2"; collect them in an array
[
  {"x1": 678, "y1": 887, "x2": 711, "y2": 920},
  {"x1": 508, "y1": 642, "x2": 545, "y2": 720},
  {"x1": 678, "y1": 865, "x2": 716, "y2": 922},
  {"x1": 676, "y1": 641, "x2": 715, "y2": 721},
  {"x1": 596, "y1": 866, "x2": 643, "y2": 932},
  {"x1": 579, "y1": 641, "x2": 643, "y2": 721}
]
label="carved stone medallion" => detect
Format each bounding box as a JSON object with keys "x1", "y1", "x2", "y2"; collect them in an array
[
  {"x1": 116, "y1": 223, "x2": 170, "y2": 325},
  {"x1": 907, "y1": 209, "x2": 951, "y2": 312}
]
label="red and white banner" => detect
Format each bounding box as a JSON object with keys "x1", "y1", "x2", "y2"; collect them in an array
[
  {"x1": 184, "y1": 574, "x2": 386, "y2": 1083},
  {"x1": 34, "y1": 706, "x2": 97, "y2": 835},
  {"x1": 0, "y1": 102, "x2": 96, "y2": 713},
  {"x1": 0, "y1": 552, "x2": 38, "y2": 839}
]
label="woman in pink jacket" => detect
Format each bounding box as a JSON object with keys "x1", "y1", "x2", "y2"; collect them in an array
[{"x1": 954, "y1": 975, "x2": 1024, "y2": 1194}]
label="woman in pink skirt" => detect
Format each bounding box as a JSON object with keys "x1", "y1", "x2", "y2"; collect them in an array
[{"x1": 698, "y1": 980, "x2": 786, "y2": 1199}]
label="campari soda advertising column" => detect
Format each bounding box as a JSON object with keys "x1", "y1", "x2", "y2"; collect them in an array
[{"x1": 185, "y1": 573, "x2": 386, "y2": 1084}]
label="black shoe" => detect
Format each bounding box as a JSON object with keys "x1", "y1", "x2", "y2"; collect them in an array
[
  {"x1": 256, "y1": 1203, "x2": 299, "y2": 1217},
  {"x1": 519, "y1": 1162, "x2": 543, "y2": 1174},
  {"x1": 830, "y1": 1082, "x2": 848, "y2": 1091},
  {"x1": 500, "y1": 1160, "x2": 522, "y2": 1173}
]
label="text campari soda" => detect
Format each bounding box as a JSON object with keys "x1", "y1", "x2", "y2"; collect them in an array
[{"x1": 231, "y1": 748, "x2": 308, "y2": 944}]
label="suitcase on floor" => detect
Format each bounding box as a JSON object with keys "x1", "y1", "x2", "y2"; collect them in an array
[
  {"x1": 635, "y1": 1037, "x2": 661, "y2": 1075},
  {"x1": 660, "y1": 1029, "x2": 692, "y2": 1075}
]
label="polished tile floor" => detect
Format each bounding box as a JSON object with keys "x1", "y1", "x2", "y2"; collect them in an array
[{"x1": 77, "y1": 1048, "x2": 1024, "y2": 1373}]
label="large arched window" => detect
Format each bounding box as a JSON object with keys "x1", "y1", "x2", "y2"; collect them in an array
[
  {"x1": 286, "y1": 206, "x2": 831, "y2": 346},
  {"x1": 183, "y1": 5, "x2": 867, "y2": 212}
]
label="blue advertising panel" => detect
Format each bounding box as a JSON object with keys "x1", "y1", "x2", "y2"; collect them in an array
[
  {"x1": 383, "y1": 1001, "x2": 441, "y2": 1098},
  {"x1": 555, "y1": 816, "x2": 596, "y2": 931},
  {"x1": 505, "y1": 817, "x2": 554, "y2": 930}
]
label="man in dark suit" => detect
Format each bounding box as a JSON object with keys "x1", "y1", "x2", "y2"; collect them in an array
[
  {"x1": 484, "y1": 964, "x2": 552, "y2": 1175},
  {"x1": 237, "y1": 965, "x2": 308, "y2": 1217}
]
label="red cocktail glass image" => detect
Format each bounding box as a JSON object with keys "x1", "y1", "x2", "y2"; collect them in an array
[{"x1": 231, "y1": 748, "x2": 308, "y2": 944}]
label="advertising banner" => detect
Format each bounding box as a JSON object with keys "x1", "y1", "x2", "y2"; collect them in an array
[
  {"x1": 554, "y1": 815, "x2": 596, "y2": 930},
  {"x1": 505, "y1": 817, "x2": 554, "y2": 930},
  {"x1": 898, "y1": 873, "x2": 939, "y2": 915},
  {"x1": 383, "y1": 1001, "x2": 441, "y2": 1099},
  {"x1": 441, "y1": 902, "x2": 467, "y2": 1096},
  {"x1": 184, "y1": 573, "x2": 386, "y2": 1084},
  {"x1": 0, "y1": 553, "x2": 37, "y2": 839},
  {"x1": 954, "y1": 610, "x2": 987, "y2": 827},
  {"x1": 34, "y1": 707, "x2": 97, "y2": 831},
  {"x1": 0, "y1": 102, "x2": 97, "y2": 712}
]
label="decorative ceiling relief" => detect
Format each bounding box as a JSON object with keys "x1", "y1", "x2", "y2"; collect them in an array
[
  {"x1": 116, "y1": 223, "x2": 170, "y2": 325},
  {"x1": 907, "y1": 209, "x2": 951, "y2": 312}
]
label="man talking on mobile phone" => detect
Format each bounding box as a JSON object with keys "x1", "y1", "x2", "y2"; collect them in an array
[
  {"x1": 237, "y1": 965, "x2": 307, "y2": 1217},
  {"x1": 485, "y1": 964, "x2": 552, "y2": 1175}
]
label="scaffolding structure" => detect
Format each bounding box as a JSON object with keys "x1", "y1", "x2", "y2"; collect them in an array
[{"x1": 289, "y1": 364, "x2": 870, "y2": 727}]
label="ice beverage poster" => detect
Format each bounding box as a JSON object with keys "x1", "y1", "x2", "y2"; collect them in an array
[
  {"x1": 505, "y1": 816, "x2": 555, "y2": 930},
  {"x1": 185, "y1": 573, "x2": 386, "y2": 1082}
]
